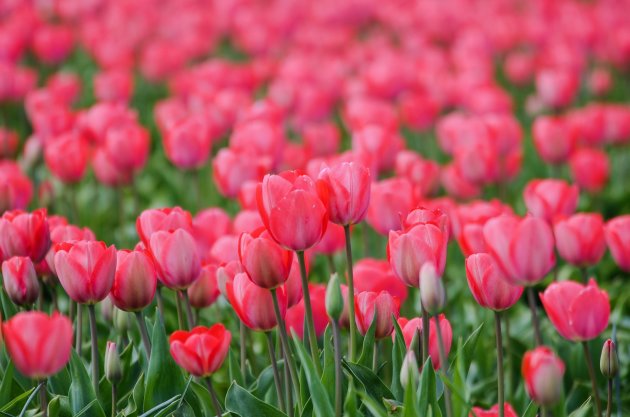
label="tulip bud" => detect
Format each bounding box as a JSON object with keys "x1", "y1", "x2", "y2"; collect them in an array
[
  {"x1": 113, "y1": 308, "x2": 132, "y2": 334},
  {"x1": 600, "y1": 339, "x2": 618, "y2": 379},
  {"x1": 326, "y1": 273, "x2": 344, "y2": 321},
  {"x1": 400, "y1": 350, "x2": 419, "y2": 388},
  {"x1": 2, "y1": 256, "x2": 40, "y2": 306},
  {"x1": 105, "y1": 341, "x2": 122, "y2": 382},
  {"x1": 420, "y1": 263, "x2": 445, "y2": 315}
]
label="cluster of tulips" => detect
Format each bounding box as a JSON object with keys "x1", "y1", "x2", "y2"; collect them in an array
[{"x1": 1, "y1": 0, "x2": 630, "y2": 416}]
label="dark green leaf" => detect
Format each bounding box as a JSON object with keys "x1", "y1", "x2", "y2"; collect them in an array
[
  {"x1": 358, "y1": 314, "x2": 377, "y2": 368},
  {"x1": 0, "y1": 361, "x2": 14, "y2": 406},
  {"x1": 68, "y1": 351, "x2": 106, "y2": 417},
  {"x1": 342, "y1": 360, "x2": 394, "y2": 405},
  {"x1": 225, "y1": 382, "x2": 287, "y2": 417},
  {"x1": 357, "y1": 391, "x2": 389, "y2": 417},
  {"x1": 391, "y1": 318, "x2": 406, "y2": 401},
  {"x1": 0, "y1": 387, "x2": 35, "y2": 413},
  {"x1": 292, "y1": 335, "x2": 335, "y2": 417},
  {"x1": 320, "y1": 325, "x2": 335, "y2": 403}
]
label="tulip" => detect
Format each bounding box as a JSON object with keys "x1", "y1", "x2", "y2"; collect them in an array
[
  {"x1": 0, "y1": 208, "x2": 50, "y2": 263},
  {"x1": 535, "y1": 67, "x2": 579, "y2": 109},
  {"x1": 192, "y1": 208, "x2": 232, "y2": 262},
  {"x1": 44, "y1": 132, "x2": 90, "y2": 184},
  {"x1": 419, "y1": 263, "x2": 445, "y2": 316},
  {"x1": 317, "y1": 162, "x2": 371, "y2": 226},
  {"x1": 94, "y1": 70, "x2": 133, "y2": 103},
  {"x1": 0, "y1": 161, "x2": 33, "y2": 212},
  {"x1": 465, "y1": 253, "x2": 523, "y2": 311},
  {"x1": 187, "y1": 263, "x2": 221, "y2": 309},
  {"x1": 469, "y1": 404, "x2": 519, "y2": 417},
  {"x1": 225, "y1": 272, "x2": 286, "y2": 331},
  {"x1": 105, "y1": 341, "x2": 122, "y2": 383},
  {"x1": 163, "y1": 115, "x2": 213, "y2": 170},
  {"x1": 532, "y1": 116, "x2": 578, "y2": 165},
  {"x1": 313, "y1": 222, "x2": 345, "y2": 256},
  {"x1": 103, "y1": 122, "x2": 150, "y2": 172},
  {"x1": 238, "y1": 229, "x2": 293, "y2": 289},
  {"x1": 210, "y1": 235, "x2": 239, "y2": 264},
  {"x1": 395, "y1": 150, "x2": 441, "y2": 198},
  {"x1": 45, "y1": 223, "x2": 95, "y2": 275},
  {"x1": 32, "y1": 25, "x2": 74, "y2": 64},
  {"x1": 522, "y1": 346, "x2": 565, "y2": 406},
  {"x1": 605, "y1": 215, "x2": 630, "y2": 271},
  {"x1": 2, "y1": 312, "x2": 73, "y2": 379},
  {"x1": 353, "y1": 258, "x2": 408, "y2": 304},
  {"x1": 230, "y1": 119, "x2": 286, "y2": 171},
  {"x1": 110, "y1": 249, "x2": 157, "y2": 311},
  {"x1": 355, "y1": 290, "x2": 400, "y2": 339},
  {"x1": 285, "y1": 284, "x2": 329, "y2": 339},
  {"x1": 169, "y1": 324, "x2": 231, "y2": 377},
  {"x1": 600, "y1": 339, "x2": 618, "y2": 379},
  {"x1": 213, "y1": 149, "x2": 270, "y2": 198},
  {"x1": 569, "y1": 148, "x2": 610, "y2": 193},
  {"x1": 398, "y1": 315, "x2": 452, "y2": 370},
  {"x1": 523, "y1": 179, "x2": 579, "y2": 223},
  {"x1": 93, "y1": 148, "x2": 133, "y2": 187},
  {"x1": 366, "y1": 177, "x2": 415, "y2": 235},
  {"x1": 441, "y1": 163, "x2": 482, "y2": 200},
  {"x1": 149, "y1": 229, "x2": 201, "y2": 290},
  {"x1": 351, "y1": 124, "x2": 404, "y2": 174},
  {"x1": 326, "y1": 274, "x2": 344, "y2": 321},
  {"x1": 136, "y1": 207, "x2": 193, "y2": 247},
  {"x1": 2, "y1": 256, "x2": 39, "y2": 306},
  {"x1": 554, "y1": 213, "x2": 607, "y2": 267}
]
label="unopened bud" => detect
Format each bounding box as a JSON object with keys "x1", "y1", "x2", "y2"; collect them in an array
[
  {"x1": 105, "y1": 341, "x2": 122, "y2": 382},
  {"x1": 600, "y1": 339, "x2": 618, "y2": 379},
  {"x1": 400, "y1": 350, "x2": 419, "y2": 388},
  {"x1": 326, "y1": 273, "x2": 344, "y2": 321},
  {"x1": 420, "y1": 263, "x2": 445, "y2": 315}
]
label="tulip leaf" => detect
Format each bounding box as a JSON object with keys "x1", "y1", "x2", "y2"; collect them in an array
[
  {"x1": 416, "y1": 358, "x2": 434, "y2": 416},
  {"x1": 0, "y1": 361, "x2": 14, "y2": 406},
  {"x1": 568, "y1": 398, "x2": 591, "y2": 417},
  {"x1": 391, "y1": 318, "x2": 406, "y2": 401},
  {"x1": 143, "y1": 317, "x2": 186, "y2": 411},
  {"x1": 0, "y1": 289, "x2": 17, "y2": 320},
  {"x1": 68, "y1": 351, "x2": 106, "y2": 417},
  {"x1": 357, "y1": 391, "x2": 390, "y2": 417},
  {"x1": 358, "y1": 313, "x2": 377, "y2": 368},
  {"x1": 48, "y1": 366, "x2": 72, "y2": 396},
  {"x1": 47, "y1": 395, "x2": 72, "y2": 417},
  {"x1": 139, "y1": 395, "x2": 181, "y2": 417},
  {"x1": 291, "y1": 334, "x2": 335, "y2": 417},
  {"x1": 228, "y1": 349, "x2": 244, "y2": 387},
  {"x1": 186, "y1": 381, "x2": 217, "y2": 417},
  {"x1": 402, "y1": 368, "x2": 419, "y2": 417},
  {"x1": 321, "y1": 325, "x2": 335, "y2": 403},
  {"x1": 522, "y1": 402, "x2": 538, "y2": 417},
  {"x1": 225, "y1": 382, "x2": 287, "y2": 417},
  {"x1": 342, "y1": 359, "x2": 394, "y2": 405}
]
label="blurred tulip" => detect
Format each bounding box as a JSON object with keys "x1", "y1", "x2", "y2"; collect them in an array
[
  {"x1": 163, "y1": 115, "x2": 213, "y2": 170},
  {"x1": 44, "y1": 132, "x2": 90, "y2": 184},
  {"x1": 395, "y1": 151, "x2": 441, "y2": 198},
  {"x1": 522, "y1": 346, "x2": 565, "y2": 406},
  {"x1": 149, "y1": 229, "x2": 201, "y2": 290},
  {"x1": 0, "y1": 161, "x2": 33, "y2": 212},
  {"x1": 94, "y1": 70, "x2": 133, "y2": 103},
  {"x1": 187, "y1": 263, "x2": 221, "y2": 309},
  {"x1": 313, "y1": 222, "x2": 345, "y2": 255},
  {"x1": 535, "y1": 68, "x2": 579, "y2": 109},
  {"x1": 286, "y1": 284, "x2": 329, "y2": 339},
  {"x1": 239, "y1": 228, "x2": 293, "y2": 289},
  {"x1": 554, "y1": 213, "x2": 607, "y2": 267},
  {"x1": 169, "y1": 324, "x2": 231, "y2": 377},
  {"x1": 2, "y1": 256, "x2": 39, "y2": 306},
  {"x1": 469, "y1": 403, "x2": 519, "y2": 417},
  {"x1": 366, "y1": 177, "x2": 415, "y2": 235},
  {"x1": 569, "y1": 148, "x2": 610, "y2": 193},
  {"x1": 192, "y1": 208, "x2": 231, "y2": 263},
  {"x1": 605, "y1": 215, "x2": 630, "y2": 271},
  {"x1": 317, "y1": 162, "x2": 371, "y2": 226},
  {"x1": 213, "y1": 149, "x2": 270, "y2": 198},
  {"x1": 441, "y1": 163, "x2": 482, "y2": 200},
  {"x1": 225, "y1": 272, "x2": 285, "y2": 331},
  {"x1": 0, "y1": 128, "x2": 18, "y2": 158},
  {"x1": 355, "y1": 290, "x2": 400, "y2": 339},
  {"x1": 398, "y1": 314, "x2": 452, "y2": 370},
  {"x1": 136, "y1": 207, "x2": 193, "y2": 247},
  {"x1": 588, "y1": 68, "x2": 612, "y2": 97},
  {"x1": 465, "y1": 253, "x2": 523, "y2": 311},
  {"x1": 103, "y1": 122, "x2": 150, "y2": 172},
  {"x1": 32, "y1": 25, "x2": 74, "y2": 65},
  {"x1": 0, "y1": 209, "x2": 50, "y2": 263},
  {"x1": 105, "y1": 341, "x2": 122, "y2": 382},
  {"x1": 600, "y1": 339, "x2": 619, "y2": 378},
  {"x1": 523, "y1": 179, "x2": 579, "y2": 223},
  {"x1": 532, "y1": 116, "x2": 578, "y2": 165},
  {"x1": 110, "y1": 249, "x2": 157, "y2": 312},
  {"x1": 354, "y1": 258, "x2": 408, "y2": 303}
]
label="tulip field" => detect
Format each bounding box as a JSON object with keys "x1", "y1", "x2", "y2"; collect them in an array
[{"x1": 2, "y1": 0, "x2": 630, "y2": 416}]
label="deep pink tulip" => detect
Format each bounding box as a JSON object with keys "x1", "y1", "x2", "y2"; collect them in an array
[
  {"x1": 366, "y1": 177, "x2": 415, "y2": 235},
  {"x1": 45, "y1": 223, "x2": 95, "y2": 275},
  {"x1": 46, "y1": 72, "x2": 81, "y2": 106},
  {"x1": 554, "y1": 213, "x2": 607, "y2": 267},
  {"x1": 569, "y1": 148, "x2": 610, "y2": 193},
  {"x1": 483, "y1": 215, "x2": 555, "y2": 286},
  {"x1": 213, "y1": 149, "x2": 270, "y2": 198},
  {"x1": 452, "y1": 199, "x2": 513, "y2": 256},
  {"x1": 355, "y1": 290, "x2": 400, "y2": 339},
  {"x1": 532, "y1": 116, "x2": 579, "y2": 165},
  {"x1": 317, "y1": 162, "x2": 371, "y2": 226},
  {"x1": 403, "y1": 208, "x2": 450, "y2": 236},
  {"x1": 0, "y1": 161, "x2": 33, "y2": 212},
  {"x1": 54, "y1": 240, "x2": 117, "y2": 304},
  {"x1": 605, "y1": 215, "x2": 630, "y2": 271},
  {"x1": 441, "y1": 163, "x2": 482, "y2": 200},
  {"x1": 230, "y1": 120, "x2": 286, "y2": 171},
  {"x1": 136, "y1": 207, "x2": 193, "y2": 247},
  {"x1": 354, "y1": 258, "x2": 408, "y2": 303},
  {"x1": 0, "y1": 209, "x2": 50, "y2": 263},
  {"x1": 149, "y1": 229, "x2": 201, "y2": 290},
  {"x1": 522, "y1": 346, "x2": 565, "y2": 406},
  {"x1": 169, "y1": 324, "x2": 231, "y2": 377},
  {"x1": 233, "y1": 210, "x2": 264, "y2": 235},
  {"x1": 256, "y1": 171, "x2": 328, "y2": 251},
  {"x1": 302, "y1": 122, "x2": 340, "y2": 157},
  {"x1": 286, "y1": 284, "x2": 329, "y2": 339},
  {"x1": 103, "y1": 122, "x2": 150, "y2": 172},
  {"x1": 187, "y1": 263, "x2": 221, "y2": 309},
  {"x1": 93, "y1": 148, "x2": 132, "y2": 187},
  {"x1": 2, "y1": 256, "x2": 39, "y2": 306},
  {"x1": 210, "y1": 235, "x2": 239, "y2": 264},
  {"x1": 239, "y1": 228, "x2": 293, "y2": 289},
  {"x1": 313, "y1": 222, "x2": 345, "y2": 255},
  {"x1": 110, "y1": 249, "x2": 157, "y2": 312},
  {"x1": 2, "y1": 312, "x2": 73, "y2": 379},
  {"x1": 398, "y1": 315, "x2": 452, "y2": 370},
  {"x1": 94, "y1": 70, "x2": 133, "y2": 103},
  {"x1": 32, "y1": 25, "x2": 74, "y2": 65},
  {"x1": 540, "y1": 279, "x2": 610, "y2": 342},
  {"x1": 535, "y1": 68, "x2": 579, "y2": 109},
  {"x1": 225, "y1": 272, "x2": 286, "y2": 331},
  {"x1": 395, "y1": 151, "x2": 441, "y2": 198},
  {"x1": 352, "y1": 124, "x2": 404, "y2": 174},
  {"x1": 470, "y1": 403, "x2": 519, "y2": 417},
  {"x1": 163, "y1": 115, "x2": 213, "y2": 170},
  {"x1": 44, "y1": 132, "x2": 90, "y2": 184},
  {"x1": 192, "y1": 208, "x2": 231, "y2": 263},
  {"x1": 523, "y1": 179, "x2": 579, "y2": 223},
  {"x1": 284, "y1": 256, "x2": 305, "y2": 308},
  {"x1": 465, "y1": 253, "x2": 523, "y2": 311}
]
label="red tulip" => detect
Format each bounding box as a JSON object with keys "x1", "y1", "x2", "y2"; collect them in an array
[
  {"x1": 2, "y1": 312, "x2": 73, "y2": 379},
  {"x1": 313, "y1": 222, "x2": 345, "y2": 255},
  {"x1": 257, "y1": 171, "x2": 328, "y2": 251},
  {"x1": 441, "y1": 163, "x2": 482, "y2": 200},
  {"x1": 554, "y1": 213, "x2": 607, "y2": 267},
  {"x1": 163, "y1": 115, "x2": 213, "y2": 170},
  {"x1": 110, "y1": 249, "x2": 157, "y2": 312},
  {"x1": 469, "y1": 403, "x2": 519, "y2": 417},
  {"x1": 32, "y1": 25, "x2": 74, "y2": 65},
  {"x1": 0, "y1": 209, "x2": 50, "y2": 264},
  {"x1": 317, "y1": 162, "x2": 371, "y2": 226},
  {"x1": 54, "y1": 240, "x2": 117, "y2": 304},
  {"x1": 286, "y1": 284, "x2": 329, "y2": 339},
  {"x1": 535, "y1": 68, "x2": 579, "y2": 109},
  {"x1": 605, "y1": 215, "x2": 630, "y2": 271},
  {"x1": 569, "y1": 148, "x2": 610, "y2": 193},
  {"x1": 0, "y1": 161, "x2": 33, "y2": 212},
  {"x1": 212, "y1": 149, "x2": 270, "y2": 198},
  {"x1": 465, "y1": 253, "x2": 523, "y2": 311},
  {"x1": 45, "y1": 223, "x2": 96, "y2": 275},
  {"x1": 2, "y1": 256, "x2": 39, "y2": 306},
  {"x1": 136, "y1": 207, "x2": 193, "y2": 247},
  {"x1": 353, "y1": 258, "x2": 408, "y2": 304},
  {"x1": 192, "y1": 208, "x2": 231, "y2": 263},
  {"x1": 44, "y1": 132, "x2": 90, "y2": 184},
  {"x1": 398, "y1": 314, "x2": 452, "y2": 370},
  {"x1": 522, "y1": 346, "x2": 565, "y2": 406},
  {"x1": 532, "y1": 116, "x2": 578, "y2": 165},
  {"x1": 523, "y1": 179, "x2": 579, "y2": 223},
  {"x1": 355, "y1": 290, "x2": 400, "y2": 339},
  {"x1": 483, "y1": 215, "x2": 555, "y2": 286},
  {"x1": 239, "y1": 228, "x2": 293, "y2": 289},
  {"x1": 103, "y1": 122, "x2": 150, "y2": 172},
  {"x1": 395, "y1": 151, "x2": 441, "y2": 198},
  {"x1": 149, "y1": 229, "x2": 201, "y2": 290},
  {"x1": 187, "y1": 263, "x2": 221, "y2": 309},
  {"x1": 540, "y1": 279, "x2": 610, "y2": 342},
  {"x1": 453, "y1": 200, "x2": 513, "y2": 257},
  {"x1": 169, "y1": 324, "x2": 231, "y2": 377},
  {"x1": 366, "y1": 177, "x2": 415, "y2": 235},
  {"x1": 225, "y1": 272, "x2": 286, "y2": 331}
]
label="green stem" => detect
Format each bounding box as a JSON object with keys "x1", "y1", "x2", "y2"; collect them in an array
[
  {"x1": 327, "y1": 255, "x2": 336, "y2": 276},
  {"x1": 344, "y1": 225, "x2": 358, "y2": 362},
  {"x1": 296, "y1": 251, "x2": 322, "y2": 374},
  {"x1": 155, "y1": 286, "x2": 165, "y2": 324},
  {"x1": 75, "y1": 303, "x2": 83, "y2": 354},
  {"x1": 239, "y1": 322, "x2": 247, "y2": 379},
  {"x1": 495, "y1": 312, "x2": 505, "y2": 417},
  {"x1": 527, "y1": 288, "x2": 543, "y2": 346},
  {"x1": 181, "y1": 290, "x2": 195, "y2": 329},
  {"x1": 332, "y1": 321, "x2": 343, "y2": 417},
  {"x1": 134, "y1": 311, "x2": 152, "y2": 359},
  {"x1": 582, "y1": 341, "x2": 603, "y2": 417},
  {"x1": 435, "y1": 315, "x2": 453, "y2": 417},
  {"x1": 271, "y1": 288, "x2": 300, "y2": 405},
  {"x1": 607, "y1": 378, "x2": 612, "y2": 417},
  {"x1": 111, "y1": 384, "x2": 117, "y2": 417},
  {"x1": 372, "y1": 341, "x2": 378, "y2": 373},
  {"x1": 175, "y1": 290, "x2": 186, "y2": 330},
  {"x1": 39, "y1": 380, "x2": 47, "y2": 417},
  {"x1": 421, "y1": 307, "x2": 430, "y2": 364},
  {"x1": 266, "y1": 332, "x2": 286, "y2": 412},
  {"x1": 580, "y1": 267, "x2": 589, "y2": 284},
  {"x1": 88, "y1": 304, "x2": 100, "y2": 396},
  {"x1": 205, "y1": 378, "x2": 223, "y2": 417}
]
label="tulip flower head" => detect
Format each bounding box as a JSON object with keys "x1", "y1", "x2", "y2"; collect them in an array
[
  {"x1": 398, "y1": 315, "x2": 452, "y2": 370},
  {"x1": 169, "y1": 324, "x2": 231, "y2": 377},
  {"x1": 554, "y1": 213, "x2": 607, "y2": 267},
  {"x1": 149, "y1": 229, "x2": 201, "y2": 290},
  {"x1": 317, "y1": 161, "x2": 371, "y2": 226},
  {"x1": 522, "y1": 346, "x2": 565, "y2": 406},
  {"x1": 238, "y1": 228, "x2": 293, "y2": 289},
  {"x1": 523, "y1": 179, "x2": 579, "y2": 224},
  {"x1": 355, "y1": 290, "x2": 400, "y2": 339},
  {"x1": 110, "y1": 249, "x2": 157, "y2": 311},
  {"x1": 0, "y1": 208, "x2": 50, "y2": 263},
  {"x1": 605, "y1": 215, "x2": 630, "y2": 271},
  {"x1": 225, "y1": 272, "x2": 286, "y2": 331},
  {"x1": 465, "y1": 253, "x2": 523, "y2": 311},
  {"x1": 2, "y1": 256, "x2": 40, "y2": 306}
]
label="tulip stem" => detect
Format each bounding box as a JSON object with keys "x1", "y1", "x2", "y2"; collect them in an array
[
  {"x1": 266, "y1": 332, "x2": 286, "y2": 412},
  {"x1": 88, "y1": 304, "x2": 100, "y2": 396},
  {"x1": 503, "y1": 314, "x2": 513, "y2": 398},
  {"x1": 332, "y1": 320, "x2": 343, "y2": 417},
  {"x1": 175, "y1": 290, "x2": 186, "y2": 330},
  {"x1": 327, "y1": 255, "x2": 336, "y2": 275},
  {"x1": 271, "y1": 287, "x2": 300, "y2": 408},
  {"x1": 580, "y1": 267, "x2": 588, "y2": 284},
  {"x1": 239, "y1": 322, "x2": 247, "y2": 379},
  {"x1": 75, "y1": 303, "x2": 83, "y2": 354},
  {"x1": 582, "y1": 341, "x2": 603, "y2": 417},
  {"x1": 372, "y1": 341, "x2": 378, "y2": 372},
  {"x1": 494, "y1": 312, "x2": 505, "y2": 417},
  {"x1": 181, "y1": 290, "x2": 195, "y2": 329},
  {"x1": 344, "y1": 225, "x2": 358, "y2": 362},
  {"x1": 39, "y1": 380, "x2": 47, "y2": 417},
  {"x1": 421, "y1": 306, "x2": 430, "y2": 364},
  {"x1": 134, "y1": 311, "x2": 152, "y2": 360},
  {"x1": 607, "y1": 378, "x2": 612, "y2": 417},
  {"x1": 155, "y1": 286, "x2": 165, "y2": 324},
  {"x1": 111, "y1": 384, "x2": 117, "y2": 417},
  {"x1": 205, "y1": 378, "x2": 223, "y2": 417},
  {"x1": 296, "y1": 251, "x2": 322, "y2": 374},
  {"x1": 526, "y1": 288, "x2": 543, "y2": 346},
  {"x1": 435, "y1": 315, "x2": 453, "y2": 417}
]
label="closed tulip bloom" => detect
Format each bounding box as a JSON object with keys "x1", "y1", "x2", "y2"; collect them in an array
[
  {"x1": 569, "y1": 148, "x2": 610, "y2": 193},
  {"x1": 395, "y1": 151, "x2": 441, "y2": 198},
  {"x1": 535, "y1": 68, "x2": 579, "y2": 109},
  {"x1": 54, "y1": 240, "x2": 117, "y2": 304},
  {"x1": 213, "y1": 149, "x2": 270, "y2": 198},
  {"x1": 239, "y1": 228, "x2": 293, "y2": 289},
  {"x1": 169, "y1": 324, "x2": 231, "y2": 377},
  {"x1": 187, "y1": 263, "x2": 221, "y2": 309},
  {"x1": 540, "y1": 278, "x2": 610, "y2": 341},
  {"x1": 192, "y1": 208, "x2": 232, "y2": 262},
  {"x1": 600, "y1": 339, "x2": 619, "y2": 378},
  {"x1": 92, "y1": 148, "x2": 133, "y2": 187},
  {"x1": 136, "y1": 207, "x2": 193, "y2": 247},
  {"x1": 366, "y1": 177, "x2": 415, "y2": 235},
  {"x1": 605, "y1": 215, "x2": 630, "y2": 271},
  {"x1": 313, "y1": 222, "x2": 345, "y2": 255},
  {"x1": 216, "y1": 260, "x2": 243, "y2": 299},
  {"x1": 523, "y1": 179, "x2": 579, "y2": 223},
  {"x1": 317, "y1": 162, "x2": 371, "y2": 226},
  {"x1": 110, "y1": 249, "x2": 157, "y2": 311},
  {"x1": 483, "y1": 216, "x2": 555, "y2": 286},
  {"x1": 44, "y1": 132, "x2": 90, "y2": 184},
  {"x1": 469, "y1": 403, "x2": 519, "y2": 417},
  {"x1": 225, "y1": 272, "x2": 286, "y2": 331},
  {"x1": 554, "y1": 213, "x2": 607, "y2": 267},
  {"x1": 2, "y1": 256, "x2": 39, "y2": 306},
  {"x1": 441, "y1": 163, "x2": 482, "y2": 200},
  {"x1": 354, "y1": 258, "x2": 408, "y2": 303},
  {"x1": 398, "y1": 315, "x2": 452, "y2": 370},
  {"x1": 522, "y1": 346, "x2": 565, "y2": 406},
  {"x1": 465, "y1": 253, "x2": 523, "y2": 311},
  {"x1": 0, "y1": 208, "x2": 50, "y2": 263},
  {"x1": 45, "y1": 223, "x2": 96, "y2": 275},
  {"x1": 2, "y1": 312, "x2": 73, "y2": 379},
  {"x1": 388, "y1": 223, "x2": 447, "y2": 287},
  {"x1": 103, "y1": 122, "x2": 150, "y2": 172},
  {"x1": 532, "y1": 116, "x2": 578, "y2": 165},
  {"x1": 0, "y1": 161, "x2": 33, "y2": 212},
  {"x1": 257, "y1": 171, "x2": 328, "y2": 251},
  {"x1": 163, "y1": 115, "x2": 213, "y2": 170},
  {"x1": 149, "y1": 229, "x2": 201, "y2": 290},
  {"x1": 286, "y1": 284, "x2": 329, "y2": 339},
  {"x1": 355, "y1": 290, "x2": 400, "y2": 339}
]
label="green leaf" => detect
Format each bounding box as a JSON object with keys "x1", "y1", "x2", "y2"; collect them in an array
[
  {"x1": 228, "y1": 349, "x2": 244, "y2": 387},
  {"x1": 143, "y1": 317, "x2": 186, "y2": 410},
  {"x1": 402, "y1": 368, "x2": 419, "y2": 417},
  {"x1": 47, "y1": 395, "x2": 72, "y2": 417},
  {"x1": 68, "y1": 351, "x2": 106, "y2": 417},
  {"x1": 568, "y1": 398, "x2": 592, "y2": 417},
  {"x1": 342, "y1": 360, "x2": 394, "y2": 405},
  {"x1": 358, "y1": 314, "x2": 377, "y2": 368},
  {"x1": 522, "y1": 402, "x2": 538, "y2": 417},
  {"x1": 356, "y1": 391, "x2": 389, "y2": 417},
  {"x1": 391, "y1": 318, "x2": 406, "y2": 401},
  {"x1": 0, "y1": 289, "x2": 17, "y2": 320},
  {"x1": 138, "y1": 395, "x2": 181, "y2": 417},
  {"x1": 0, "y1": 387, "x2": 35, "y2": 413},
  {"x1": 225, "y1": 382, "x2": 287, "y2": 417},
  {"x1": 292, "y1": 334, "x2": 335, "y2": 417},
  {"x1": 0, "y1": 361, "x2": 14, "y2": 406},
  {"x1": 320, "y1": 325, "x2": 335, "y2": 403},
  {"x1": 187, "y1": 382, "x2": 217, "y2": 417},
  {"x1": 417, "y1": 358, "x2": 434, "y2": 416}
]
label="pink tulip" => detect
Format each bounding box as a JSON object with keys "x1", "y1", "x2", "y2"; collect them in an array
[
  {"x1": 366, "y1": 177, "x2": 415, "y2": 235},
  {"x1": 535, "y1": 68, "x2": 579, "y2": 109},
  {"x1": 233, "y1": 210, "x2": 264, "y2": 235},
  {"x1": 225, "y1": 272, "x2": 286, "y2": 331},
  {"x1": 313, "y1": 222, "x2": 345, "y2": 255},
  {"x1": 0, "y1": 161, "x2": 33, "y2": 212},
  {"x1": 192, "y1": 208, "x2": 231, "y2": 262},
  {"x1": 523, "y1": 179, "x2": 579, "y2": 223},
  {"x1": 32, "y1": 25, "x2": 74, "y2": 65},
  {"x1": 0, "y1": 209, "x2": 50, "y2": 263},
  {"x1": 540, "y1": 279, "x2": 610, "y2": 342},
  {"x1": 0, "y1": 128, "x2": 19, "y2": 158},
  {"x1": 213, "y1": 149, "x2": 270, "y2": 198},
  {"x1": 286, "y1": 284, "x2": 329, "y2": 339},
  {"x1": 230, "y1": 119, "x2": 286, "y2": 171},
  {"x1": 354, "y1": 258, "x2": 408, "y2": 303},
  {"x1": 317, "y1": 162, "x2": 371, "y2": 226},
  {"x1": 94, "y1": 70, "x2": 133, "y2": 103},
  {"x1": 163, "y1": 115, "x2": 213, "y2": 170},
  {"x1": 532, "y1": 116, "x2": 579, "y2": 165},
  {"x1": 93, "y1": 148, "x2": 132, "y2": 187},
  {"x1": 441, "y1": 163, "x2": 482, "y2": 200},
  {"x1": 398, "y1": 314, "x2": 452, "y2": 370},
  {"x1": 569, "y1": 148, "x2": 610, "y2": 193},
  {"x1": 395, "y1": 151, "x2": 441, "y2": 198},
  {"x1": 136, "y1": 207, "x2": 193, "y2": 247},
  {"x1": 470, "y1": 404, "x2": 519, "y2": 417},
  {"x1": 2, "y1": 256, "x2": 39, "y2": 306},
  {"x1": 465, "y1": 253, "x2": 523, "y2": 311},
  {"x1": 187, "y1": 263, "x2": 221, "y2": 309},
  {"x1": 605, "y1": 215, "x2": 630, "y2": 271},
  {"x1": 355, "y1": 290, "x2": 400, "y2": 339},
  {"x1": 522, "y1": 346, "x2": 565, "y2": 406},
  {"x1": 149, "y1": 229, "x2": 201, "y2": 290},
  {"x1": 554, "y1": 213, "x2": 607, "y2": 267},
  {"x1": 239, "y1": 228, "x2": 293, "y2": 289},
  {"x1": 169, "y1": 324, "x2": 231, "y2": 377},
  {"x1": 103, "y1": 122, "x2": 150, "y2": 172},
  {"x1": 110, "y1": 249, "x2": 157, "y2": 312},
  {"x1": 44, "y1": 132, "x2": 90, "y2": 184}
]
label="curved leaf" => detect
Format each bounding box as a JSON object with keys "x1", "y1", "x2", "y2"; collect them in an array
[{"x1": 225, "y1": 382, "x2": 287, "y2": 417}]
